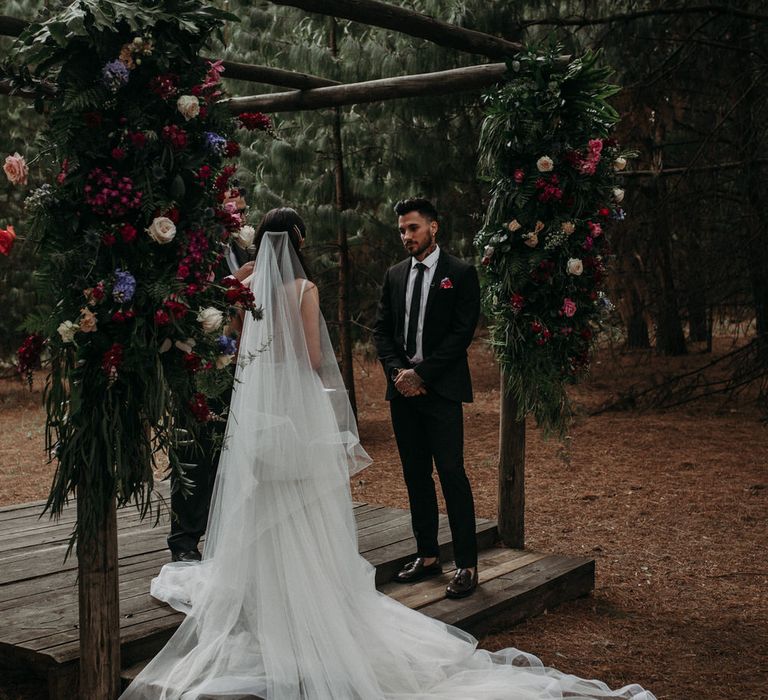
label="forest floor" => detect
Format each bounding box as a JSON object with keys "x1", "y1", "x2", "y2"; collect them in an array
[{"x1": 0, "y1": 335, "x2": 766, "y2": 700}]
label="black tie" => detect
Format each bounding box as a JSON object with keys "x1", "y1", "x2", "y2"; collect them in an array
[{"x1": 406, "y1": 262, "x2": 427, "y2": 358}]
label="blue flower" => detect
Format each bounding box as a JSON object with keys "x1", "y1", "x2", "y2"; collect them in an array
[
  {"x1": 204, "y1": 131, "x2": 227, "y2": 156},
  {"x1": 101, "y1": 60, "x2": 130, "y2": 93},
  {"x1": 113, "y1": 269, "x2": 136, "y2": 303},
  {"x1": 216, "y1": 334, "x2": 237, "y2": 355}
]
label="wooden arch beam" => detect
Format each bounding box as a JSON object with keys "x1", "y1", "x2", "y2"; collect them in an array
[
  {"x1": 226, "y1": 62, "x2": 508, "y2": 113},
  {"x1": 269, "y1": 0, "x2": 522, "y2": 59}
]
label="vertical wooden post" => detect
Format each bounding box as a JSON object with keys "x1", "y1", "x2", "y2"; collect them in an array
[
  {"x1": 77, "y1": 491, "x2": 120, "y2": 699},
  {"x1": 498, "y1": 371, "x2": 525, "y2": 548},
  {"x1": 329, "y1": 16, "x2": 358, "y2": 417}
]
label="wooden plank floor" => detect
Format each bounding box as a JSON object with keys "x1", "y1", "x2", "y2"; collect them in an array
[{"x1": 0, "y1": 488, "x2": 594, "y2": 699}]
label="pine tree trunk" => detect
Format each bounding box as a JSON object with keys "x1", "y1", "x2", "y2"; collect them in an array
[
  {"x1": 329, "y1": 18, "x2": 357, "y2": 416},
  {"x1": 498, "y1": 372, "x2": 525, "y2": 548},
  {"x1": 77, "y1": 492, "x2": 120, "y2": 699}
]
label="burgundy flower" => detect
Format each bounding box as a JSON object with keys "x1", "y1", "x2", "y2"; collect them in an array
[
  {"x1": 189, "y1": 392, "x2": 212, "y2": 422},
  {"x1": 238, "y1": 112, "x2": 272, "y2": 132},
  {"x1": 119, "y1": 223, "x2": 137, "y2": 243},
  {"x1": 128, "y1": 132, "x2": 147, "y2": 149},
  {"x1": 154, "y1": 309, "x2": 171, "y2": 326},
  {"x1": 111, "y1": 147, "x2": 126, "y2": 161}
]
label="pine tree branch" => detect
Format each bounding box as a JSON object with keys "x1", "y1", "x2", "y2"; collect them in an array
[
  {"x1": 267, "y1": 0, "x2": 522, "y2": 58},
  {"x1": 226, "y1": 62, "x2": 507, "y2": 113},
  {"x1": 519, "y1": 6, "x2": 768, "y2": 28}
]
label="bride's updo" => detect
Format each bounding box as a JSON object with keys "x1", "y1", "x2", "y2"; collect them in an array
[{"x1": 252, "y1": 207, "x2": 312, "y2": 280}]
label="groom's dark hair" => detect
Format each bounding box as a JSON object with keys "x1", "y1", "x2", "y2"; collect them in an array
[{"x1": 394, "y1": 198, "x2": 439, "y2": 222}]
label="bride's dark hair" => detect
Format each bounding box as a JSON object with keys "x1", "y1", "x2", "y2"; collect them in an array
[{"x1": 253, "y1": 207, "x2": 313, "y2": 281}]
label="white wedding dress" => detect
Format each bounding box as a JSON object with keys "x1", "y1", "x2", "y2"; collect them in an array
[{"x1": 120, "y1": 232, "x2": 655, "y2": 700}]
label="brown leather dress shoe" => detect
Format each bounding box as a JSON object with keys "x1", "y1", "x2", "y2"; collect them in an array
[
  {"x1": 445, "y1": 568, "x2": 478, "y2": 599},
  {"x1": 393, "y1": 557, "x2": 442, "y2": 583}
]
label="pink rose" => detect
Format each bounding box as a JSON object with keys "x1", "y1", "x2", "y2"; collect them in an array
[
  {"x1": 588, "y1": 221, "x2": 602, "y2": 237},
  {"x1": 562, "y1": 298, "x2": 577, "y2": 318},
  {"x1": 3, "y1": 153, "x2": 28, "y2": 186}
]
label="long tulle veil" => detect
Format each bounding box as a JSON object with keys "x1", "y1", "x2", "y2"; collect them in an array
[{"x1": 121, "y1": 232, "x2": 655, "y2": 700}]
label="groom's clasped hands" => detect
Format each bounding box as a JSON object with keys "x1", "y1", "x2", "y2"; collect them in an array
[{"x1": 393, "y1": 368, "x2": 427, "y2": 397}]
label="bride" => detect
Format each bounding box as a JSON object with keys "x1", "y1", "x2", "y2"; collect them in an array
[{"x1": 121, "y1": 208, "x2": 655, "y2": 700}]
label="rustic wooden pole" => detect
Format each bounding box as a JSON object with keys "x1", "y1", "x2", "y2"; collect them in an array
[
  {"x1": 498, "y1": 371, "x2": 525, "y2": 548},
  {"x1": 77, "y1": 491, "x2": 120, "y2": 700},
  {"x1": 328, "y1": 17, "x2": 358, "y2": 417},
  {"x1": 269, "y1": 0, "x2": 522, "y2": 58},
  {"x1": 226, "y1": 62, "x2": 507, "y2": 113}
]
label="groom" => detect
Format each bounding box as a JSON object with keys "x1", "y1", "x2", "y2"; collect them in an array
[{"x1": 374, "y1": 198, "x2": 481, "y2": 598}]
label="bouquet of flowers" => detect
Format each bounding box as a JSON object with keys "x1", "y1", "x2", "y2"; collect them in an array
[
  {"x1": 7, "y1": 0, "x2": 271, "y2": 539},
  {"x1": 476, "y1": 47, "x2": 633, "y2": 433}
]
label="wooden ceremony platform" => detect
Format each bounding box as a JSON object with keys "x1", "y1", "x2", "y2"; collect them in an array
[{"x1": 0, "y1": 490, "x2": 594, "y2": 699}]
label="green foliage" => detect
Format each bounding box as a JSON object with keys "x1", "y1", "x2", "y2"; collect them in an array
[
  {"x1": 477, "y1": 45, "x2": 632, "y2": 433},
  {"x1": 9, "y1": 0, "x2": 259, "y2": 544}
]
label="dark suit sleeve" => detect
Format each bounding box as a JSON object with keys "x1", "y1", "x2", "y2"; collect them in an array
[
  {"x1": 414, "y1": 264, "x2": 480, "y2": 385},
  {"x1": 373, "y1": 267, "x2": 406, "y2": 378}
]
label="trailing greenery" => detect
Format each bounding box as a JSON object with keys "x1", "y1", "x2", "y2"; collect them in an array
[
  {"x1": 8, "y1": 0, "x2": 269, "y2": 544},
  {"x1": 476, "y1": 46, "x2": 632, "y2": 433}
]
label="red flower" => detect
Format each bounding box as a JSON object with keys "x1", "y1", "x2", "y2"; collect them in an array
[
  {"x1": 111, "y1": 147, "x2": 126, "y2": 161},
  {"x1": 128, "y1": 132, "x2": 147, "y2": 149},
  {"x1": 214, "y1": 165, "x2": 237, "y2": 193},
  {"x1": 119, "y1": 223, "x2": 137, "y2": 243},
  {"x1": 0, "y1": 225, "x2": 16, "y2": 256},
  {"x1": 510, "y1": 292, "x2": 524, "y2": 313},
  {"x1": 598, "y1": 207, "x2": 610, "y2": 218},
  {"x1": 439, "y1": 277, "x2": 453, "y2": 289},
  {"x1": 112, "y1": 310, "x2": 126, "y2": 323},
  {"x1": 154, "y1": 309, "x2": 171, "y2": 326},
  {"x1": 238, "y1": 112, "x2": 272, "y2": 131},
  {"x1": 513, "y1": 169, "x2": 525, "y2": 184},
  {"x1": 17, "y1": 333, "x2": 44, "y2": 382},
  {"x1": 149, "y1": 74, "x2": 179, "y2": 99},
  {"x1": 101, "y1": 343, "x2": 125, "y2": 379},
  {"x1": 102, "y1": 232, "x2": 116, "y2": 247},
  {"x1": 188, "y1": 392, "x2": 212, "y2": 422},
  {"x1": 161, "y1": 125, "x2": 188, "y2": 151},
  {"x1": 225, "y1": 140, "x2": 241, "y2": 157},
  {"x1": 185, "y1": 283, "x2": 200, "y2": 296},
  {"x1": 164, "y1": 299, "x2": 189, "y2": 319},
  {"x1": 530, "y1": 320, "x2": 543, "y2": 334},
  {"x1": 177, "y1": 264, "x2": 191, "y2": 280},
  {"x1": 183, "y1": 352, "x2": 201, "y2": 373}
]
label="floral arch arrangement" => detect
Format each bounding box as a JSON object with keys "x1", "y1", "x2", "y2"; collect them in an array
[
  {"x1": 8, "y1": 0, "x2": 271, "y2": 540},
  {"x1": 476, "y1": 47, "x2": 631, "y2": 433}
]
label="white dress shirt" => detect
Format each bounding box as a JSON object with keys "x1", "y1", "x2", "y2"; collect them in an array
[{"x1": 404, "y1": 245, "x2": 440, "y2": 364}]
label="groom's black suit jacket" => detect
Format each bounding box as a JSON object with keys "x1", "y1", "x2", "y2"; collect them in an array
[{"x1": 374, "y1": 250, "x2": 480, "y2": 404}]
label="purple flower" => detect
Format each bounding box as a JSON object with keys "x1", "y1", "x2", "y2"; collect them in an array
[
  {"x1": 217, "y1": 334, "x2": 237, "y2": 355},
  {"x1": 101, "y1": 60, "x2": 130, "y2": 93},
  {"x1": 113, "y1": 269, "x2": 136, "y2": 303},
  {"x1": 204, "y1": 131, "x2": 227, "y2": 156}
]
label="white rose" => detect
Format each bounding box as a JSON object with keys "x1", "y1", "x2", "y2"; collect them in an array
[
  {"x1": 614, "y1": 156, "x2": 627, "y2": 171},
  {"x1": 177, "y1": 95, "x2": 200, "y2": 121},
  {"x1": 216, "y1": 354, "x2": 234, "y2": 369},
  {"x1": 197, "y1": 307, "x2": 223, "y2": 333},
  {"x1": 57, "y1": 320, "x2": 79, "y2": 343},
  {"x1": 566, "y1": 258, "x2": 584, "y2": 276},
  {"x1": 612, "y1": 187, "x2": 625, "y2": 203},
  {"x1": 233, "y1": 225, "x2": 255, "y2": 250},
  {"x1": 536, "y1": 156, "x2": 554, "y2": 172},
  {"x1": 146, "y1": 217, "x2": 176, "y2": 244},
  {"x1": 506, "y1": 219, "x2": 522, "y2": 232}
]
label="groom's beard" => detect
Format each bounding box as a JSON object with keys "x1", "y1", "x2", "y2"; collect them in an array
[{"x1": 405, "y1": 239, "x2": 436, "y2": 259}]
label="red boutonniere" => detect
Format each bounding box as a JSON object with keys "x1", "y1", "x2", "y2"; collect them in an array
[{"x1": 439, "y1": 277, "x2": 453, "y2": 289}]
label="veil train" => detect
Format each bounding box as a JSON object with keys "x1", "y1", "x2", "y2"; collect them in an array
[{"x1": 120, "y1": 232, "x2": 655, "y2": 700}]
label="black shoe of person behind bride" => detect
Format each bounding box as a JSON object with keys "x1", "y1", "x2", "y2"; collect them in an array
[
  {"x1": 445, "y1": 567, "x2": 478, "y2": 599},
  {"x1": 171, "y1": 548, "x2": 202, "y2": 563},
  {"x1": 393, "y1": 557, "x2": 443, "y2": 583}
]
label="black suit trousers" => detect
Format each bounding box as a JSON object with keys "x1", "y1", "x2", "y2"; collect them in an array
[
  {"x1": 167, "y1": 392, "x2": 229, "y2": 555},
  {"x1": 390, "y1": 393, "x2": 477, "y2": 568}
]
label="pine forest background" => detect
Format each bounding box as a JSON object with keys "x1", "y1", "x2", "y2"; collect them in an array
[{"x1": 1, "y1": 0, "x2": 767, "y2": 390}]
